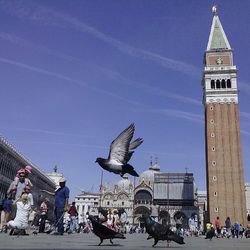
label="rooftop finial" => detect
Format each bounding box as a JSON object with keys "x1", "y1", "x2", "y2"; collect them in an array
[
  {"x1": 150, "y1": 156, "x2": 153, "y2": 166},
  {"x1": 155, "y1": 156, "x2": 158, "y2": 165},
  {"x1": 212, "y1": 5, "x2": 218, "y2": 16}
]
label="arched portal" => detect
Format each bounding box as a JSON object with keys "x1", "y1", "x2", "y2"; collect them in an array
[
  {"x1": 174, "y1": 211, "x2": 188, "y2": 228},
  {"x1": 134, "y1": 190, "x2": 152, "y2": 205},
  {"x1": 158, "y1": 210, "x2": 170, "y2": 225},
  {"x1": 134, "y1": 206, "x2": 151, "y2": 227},
  {"x1": 134, "y1": 206, "x2": 150, "y2": 215}
]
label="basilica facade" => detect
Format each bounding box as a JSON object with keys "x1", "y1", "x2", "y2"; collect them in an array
[
  {"x1": 99, "y1": 163, "x2": 200, "y2": 228},
  {"x1": 99, "y1": 176, "x2": 134, "y2": 224}
]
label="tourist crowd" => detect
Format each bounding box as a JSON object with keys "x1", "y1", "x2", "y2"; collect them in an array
[{"x1": 1, "y1": 166, "x2": 250, "y2": 239}]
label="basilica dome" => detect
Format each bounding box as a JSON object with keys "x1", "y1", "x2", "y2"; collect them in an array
[
  {"x1": 139, "y1": 163, "x2": 160, "y2": 187},
  {"x1": 117, "y1": 175, "x2": 133, "y2": 190}
]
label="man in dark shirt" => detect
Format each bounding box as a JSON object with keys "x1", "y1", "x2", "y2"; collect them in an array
[
  {"x1": 41, "y1": 177, "x2": 69, "y2": 235},
  {"x1": 54, "y1": 178, "x2": 69, "y2": 235}
]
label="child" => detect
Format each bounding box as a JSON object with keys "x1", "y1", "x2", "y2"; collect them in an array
[{"x1": 14, "y1": 166, "x2": 33, "y2": 187}]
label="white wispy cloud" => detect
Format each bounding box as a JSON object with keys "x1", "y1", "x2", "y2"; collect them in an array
[
  {"x1": 27, "y1": 140, "x2": 192, "y2": 158},
  {"x1": 45, "y1": 8, "x2": 201, "y2": 78},
  {"x1": 238, "y1": 80, "x2": 250, "y2": 95},
  {"x1": 99, "y1": 67, "x2": 201, "y2": 106},
  {"x1": 0, "y1": 31, "x2": 201, "y2": 107},
  {"x1": 0, "y1": 127, "x2": 95, "y2": 138},
  {"x1": 17, "y1": 140, "x2": 106, "y2": 150},
  {"x1": 0, "y1": 57, "x2": 146, "y2": 107},
  {"x1": 149, "y1": 108, "x2": 204, "y2": 124},
  {"x1": 0, "y1": 31, "x2": 87, "y2": 67},
  {"x1": 0, "y1": 57, "x2": 203, "y2": 126},
  {"x1": 0, "y1": 56, "x2": 203, "y2": 125},
  {"x1": 0, "y1": 0, "x2": 64, "y2": 27},
  {"x1": 0, "y1": 57, "x2": 85, "y2": 86},
  {"x1": 46, "y1": 7, "x2": 200, "y2": 78},
  {"x1": 240, "y1": 111, "x2": 250, "y2": 120},
  {"x1": 241, "y1": 130, "x2": 250, "y2": 136},
  {"x1": 0, "y1": 0, "x2": 200, "y2": 79}
]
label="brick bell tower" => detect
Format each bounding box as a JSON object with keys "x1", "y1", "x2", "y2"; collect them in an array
[{"x1": 202, "y1": 6, "x2": 247, "y2": 225}]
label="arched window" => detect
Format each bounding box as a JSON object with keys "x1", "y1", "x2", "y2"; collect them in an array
[
  {"x1": 135, "y1": 190, "x2": 152, "y2": 200},
  {"x1": 211, "y1": 80, "x2": 215, "y2": 89},
  {"x1": 159, "y1": 210, "x2": 171, "y2": 225},
  {"x1": 221, "y1": 79, "x2": 226, "y2": 88},
  {"x1": 216, "y1": 80, "x2": 221, "y2": 89},
  {"x1": 227, "y1": 79, "x2": 231, "y2": 88},
  {"x1": 134, "y1": 206, "x2": 150, "y2": 215},
  {"x1": 134, "y1": 190, "x2": 152, "y2": 205}
]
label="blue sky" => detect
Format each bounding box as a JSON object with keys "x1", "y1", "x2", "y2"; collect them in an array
[{"x1": 1, "y1": 0, "x2": 250, "y2": 200}]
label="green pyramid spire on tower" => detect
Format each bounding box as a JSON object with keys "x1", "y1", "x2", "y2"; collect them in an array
[{"x1": 207, "y1": 6, "x2": 231, "y2": 50}]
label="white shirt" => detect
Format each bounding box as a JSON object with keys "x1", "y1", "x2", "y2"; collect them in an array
[{"x1": 14, "y1": 201, "x2": 31, "y2": 228}]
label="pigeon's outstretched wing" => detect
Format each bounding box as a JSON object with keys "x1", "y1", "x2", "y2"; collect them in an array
[
  {"x1": 126, "y1": 138, "x2": 143, "y2": 162},
  {"x1": 108, "y1": 123, "x2": 135, "y2": 164},
  {"x1": 129, "y1": 138, "x2": 143, "y2": 150}
]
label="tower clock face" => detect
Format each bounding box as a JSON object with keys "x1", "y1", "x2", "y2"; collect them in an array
[
  {"x1": 207, "y1": 55, "x2": 231, "y2": 66},
  {"x1": 216, "y1": 57, "x2": 223, "y2": 65}
]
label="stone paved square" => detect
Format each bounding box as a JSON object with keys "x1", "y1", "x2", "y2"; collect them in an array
[{"x1": 0, "y1": 233, "x2": 250, "y2": 250}]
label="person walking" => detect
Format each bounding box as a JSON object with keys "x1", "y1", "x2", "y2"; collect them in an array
[
  {"x1": 39, "y1": 198, "x2": 49, "y2": 233},
  {"x1": 68, "y1": 202, "x2": 78, "y2": 233},
  {"x1": 225, "y1": 217, "x2": 232, "y2": 238},
  {"x1": 106, "y1": 213, "x2": 113, "y2": 229},
  {"x1": 54, "y1": 178, "x2": 69, "y2": 235},
  {"x1": 82, "y1": 212, "x2": 91, "y2": 233},
  {"x1": 41, "y1": 177, "x2": 69, "y2": 235},
  {"x1": 175, "y1": 217, "x2": 182, "y2": 236},
  {"x1": 239, "y1": 224, "x2": 244, "y2": 238},
  {"x1": 188, "y1": 216, "x2": 197, "y2": 236},
  {"x1": 215, "y1": 216, "x2": 222, "y2": 238},
  {"x1": 0, "y1": 194, "x2": 12, "y2": 233},
  {"x1": 234, "y1": 222, "x2": 239, "y2": 238},
  {"x1": 77, "y1": 213, "x2": 84, "y2": 233}
]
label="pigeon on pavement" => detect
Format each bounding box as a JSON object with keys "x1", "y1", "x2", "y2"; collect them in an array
[
  {"x1": 141, "y1": 214, "x2": 185, "y2": 247},
  {"x1": 95, "y1": 123, "x2": 143, "y2": 177},
  {"x1": 205, "y1": 227, "x2": 216, "y2": 240},
  {"x1": 88, "y1": 215, "x2": 126, "y2": 246}
]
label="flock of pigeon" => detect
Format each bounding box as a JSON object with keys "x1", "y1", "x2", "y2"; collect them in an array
[
  {"x1": 88, "y1": 214, "x2": 185, "y2": 247},
  {"x1": 93, "y1": 124, "x2": 185, "y2": 247}
]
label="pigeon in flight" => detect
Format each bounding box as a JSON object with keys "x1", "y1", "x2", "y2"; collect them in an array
[{"x1": 95, "y1": 123, "x2": 143, "y2": 177}]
